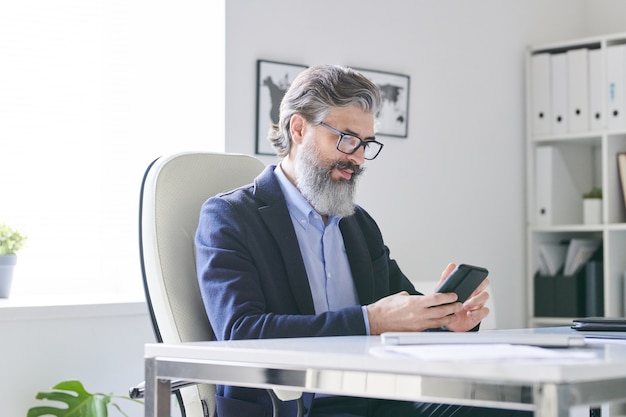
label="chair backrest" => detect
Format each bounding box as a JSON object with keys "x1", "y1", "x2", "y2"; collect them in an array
[{"x1": 139, "y1": 151, "x2": 266, "y2": 417}]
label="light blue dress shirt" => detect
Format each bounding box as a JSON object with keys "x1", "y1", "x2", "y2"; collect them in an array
[{"x1": 274, "y1": 165, "x2": 370, "y2": 332}]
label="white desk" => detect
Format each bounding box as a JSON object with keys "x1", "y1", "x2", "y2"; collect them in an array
[{"x1": 144, "y1": 334, "x2": 626, "y2": 417}]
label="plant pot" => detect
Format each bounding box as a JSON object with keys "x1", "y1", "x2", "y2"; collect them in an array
[
  {"x1": 583, "y1": 198, "x2": 603, "y2": 225},
  {"x1": 0, "y1": 254, "x2": 17, "y2": 298}
]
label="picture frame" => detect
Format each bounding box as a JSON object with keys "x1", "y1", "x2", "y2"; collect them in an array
[
  {"x1": 353, "y1": 68, "x2": 410, "y2": 138},
  {"x1": 256, "y1": 60, "x2": 308, "y2": 155}
]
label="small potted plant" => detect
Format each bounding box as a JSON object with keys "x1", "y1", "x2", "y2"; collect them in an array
[
  {"x1": 0, "y1": 223, "x2": 27, "y2": 298},
  {"x1": 582, "y1": 187, "x2": 603, "y2": 225}
]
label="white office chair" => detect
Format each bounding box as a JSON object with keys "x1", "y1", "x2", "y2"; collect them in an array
[{"x1": 138, "y1": 151, "x2": 266, "y2": 417}]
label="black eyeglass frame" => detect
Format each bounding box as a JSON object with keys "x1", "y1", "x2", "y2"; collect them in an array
[{"x1": 318, "y1": 122, "x2": 384, "y2": 160}]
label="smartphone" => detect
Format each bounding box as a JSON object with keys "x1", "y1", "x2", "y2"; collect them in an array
[{"x1": 434, "y1": 264, "x2": 489, "y2": 303}]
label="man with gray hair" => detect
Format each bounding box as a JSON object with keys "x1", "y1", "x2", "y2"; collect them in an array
[{"x1": 195, "y1": 64, "x2": 527, "y2": 417}]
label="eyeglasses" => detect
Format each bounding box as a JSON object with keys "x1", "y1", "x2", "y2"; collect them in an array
[{"x1": 318, "y1": 122, "x2": 384, "y2": 160}]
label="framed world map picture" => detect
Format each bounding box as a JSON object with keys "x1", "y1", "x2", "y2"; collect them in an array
[
  {"x1": 354, "y1": 68, "x2": 410, "y2": 138},
  {"x1": 256, "y1": 60, "x2": 308, "y2": 155}
]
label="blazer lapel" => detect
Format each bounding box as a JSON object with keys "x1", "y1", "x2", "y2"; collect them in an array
[{"x1": 254, "y1": 167, "x2": 316, "y2": 314}]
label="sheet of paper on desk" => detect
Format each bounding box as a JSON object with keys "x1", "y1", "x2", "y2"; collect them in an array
[{"x1": 370, "y1": 344, "x2": 597, "y2": 362}]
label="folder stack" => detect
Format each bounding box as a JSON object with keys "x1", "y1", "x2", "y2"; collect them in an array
[{"x1": 530, "y1": 46, "x2": 621, "y2": 135}]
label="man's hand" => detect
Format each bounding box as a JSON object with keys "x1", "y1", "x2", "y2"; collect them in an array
[
  {"x1": 366, "y1": 263, "x2": 491, "y2": 335},
  {"x1": 366, "y1": 290, "x2": 463, "y2": 335},
  {"x1": 435, "y1": 262, "x2": 491, "y2": 332}
]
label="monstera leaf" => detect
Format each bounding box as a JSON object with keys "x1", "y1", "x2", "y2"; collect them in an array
[{"x1": 27, "y1": 380, "x2": 138, "y2": 417}]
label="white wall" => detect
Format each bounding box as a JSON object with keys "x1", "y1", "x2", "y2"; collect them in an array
[
  {"x1": 0, "y1": 302, "x2": 157, "y2": 417},
  {"x1": 224, "y1": 0, "x2": 600, "y2": 329},
  {"x1": 583, "y1": 0, "x2": 626, "y2": 36}
]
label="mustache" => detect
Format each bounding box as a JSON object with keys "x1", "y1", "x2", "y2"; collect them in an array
[{"x1": 330, "y1": 160, "x2": 364, "y2": 177}]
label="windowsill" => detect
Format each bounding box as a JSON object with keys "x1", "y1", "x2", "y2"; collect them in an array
[{"x1": 0, "y1": 293, "x2": 149, "y2": 321}]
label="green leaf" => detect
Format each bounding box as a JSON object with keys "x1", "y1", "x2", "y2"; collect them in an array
[{"x1": 27, "y1": 380, "x2": 110, "y2": 417}]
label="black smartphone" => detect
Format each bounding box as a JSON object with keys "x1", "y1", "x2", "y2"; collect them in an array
[{"x1": 434, "y1": 264, "x2": 489, "y2": 303}]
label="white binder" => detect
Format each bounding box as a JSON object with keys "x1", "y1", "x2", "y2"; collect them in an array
[
  {"x1": 531, "y1": 53, "x2": 552, "y2": 135},
  {"x1": 607, "y1": 44, "x2": 626, "y2": 130},
  {"x1": 567, "y1": 48, "x2": 589, "y2": 132},
  {"x1": 551, "y1": 53, "x2": 568, "y2": 134},
  {"x1": 588, "y1": 48, "x2": 604, "y2": 131},
  {"x1": 535, "y1": 146, "x2": 583, "y2": 225}
]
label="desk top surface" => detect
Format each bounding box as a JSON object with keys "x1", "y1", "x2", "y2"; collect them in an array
[{"x1": 145, "y1": 328, "x2": 626, "y2": 384}]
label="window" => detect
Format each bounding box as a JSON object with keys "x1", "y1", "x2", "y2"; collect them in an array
[{"x1": 0, "y1": 0, "x2": 225, "y2": 296}]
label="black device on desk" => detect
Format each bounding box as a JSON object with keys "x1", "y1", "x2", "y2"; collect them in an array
[
  {"x1": 572, "y1": 317, "x2": 626, "y2": 331},
  {"x1": 435, "y1": 264, "x2": 488, "y2": 303}
]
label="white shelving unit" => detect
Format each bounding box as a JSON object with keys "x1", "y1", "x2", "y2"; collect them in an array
[{"x1": 526, "y1": 33, "x2": 626, "y2": 328}]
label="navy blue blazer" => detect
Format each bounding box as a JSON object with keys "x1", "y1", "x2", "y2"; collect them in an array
[{"x1": 195, "y1": 165, "x2": 420, "y2": 417}]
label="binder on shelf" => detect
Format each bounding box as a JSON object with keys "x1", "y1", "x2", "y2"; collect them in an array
[
  {"x1": 617, "y1": 152, "x2": 626, "y2": 210},
  {"x1": 555, "y1": 270, "x2": 587, "y2": 317},
  {"x1": 534, "y1": 146, "x2": 582, "y2": 225},
  {"x1": 567, "y1": 48, "x2": 589, "y2": 133},
  {"x1": 534, "y1": 269, "x2": 585, "y2": 318},
  {"x1": 623, "y1": 271, "x2": 626, "y2": 313},
  {"x1": 585, "y1": 261, "x2": 604, "y2": 317},
  {"x1": 588, "y1": 48, "x2": 604, "y2": 131},
  {"x1": 551, "y1": 52, "x2": 568, "y2": 134},
  {"x1": 607, "y1": 44, "x2": 626, "y2": 130},
  {"x1": 534, "y1": 272, "x2": 556, "y2": 317},
  {"x1": 531, "y1": 53, "x2": 552, "y2": 135}
]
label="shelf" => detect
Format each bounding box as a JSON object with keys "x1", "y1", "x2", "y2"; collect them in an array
[
  {"x1": 526, "y1": 32, "x2": 626, "y2": 326},
  {"x1": 532, "y1": 132, "x2": 602, "y2": 145},
  {"x1": 529, "y1": 224, "x2": 604, "y2": 232},
  {"x1": 529, "y1": 224, "x2": 626, "y2": 232}
]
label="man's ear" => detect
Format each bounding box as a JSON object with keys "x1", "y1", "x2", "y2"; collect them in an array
[{"x1": 290, "y1": 114, "x2": 306, "y2": 145}]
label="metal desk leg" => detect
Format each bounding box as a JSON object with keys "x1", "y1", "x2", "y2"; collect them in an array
[
  {"x1": 534, "y1": 383, "x2": 572, "y2": 417},
  {"x1": 144, "y1": 357, "x2": 172, "y2": 417}
]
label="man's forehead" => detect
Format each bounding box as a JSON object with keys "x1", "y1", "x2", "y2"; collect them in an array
[{"x1": 324, "y1": 107, "x2": 375, "y2": 136}]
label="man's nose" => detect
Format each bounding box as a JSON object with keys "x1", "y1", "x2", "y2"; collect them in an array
[{"x1": 348, "y1": 145, "x2": 365, "y2": 166}]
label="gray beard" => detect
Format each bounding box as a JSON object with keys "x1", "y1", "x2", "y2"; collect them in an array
[{"x1": 294, "y1": 141, "x2": 363, "y2": 218}]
